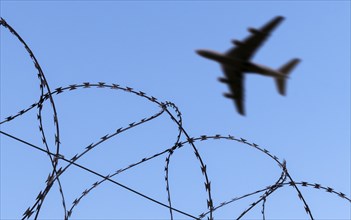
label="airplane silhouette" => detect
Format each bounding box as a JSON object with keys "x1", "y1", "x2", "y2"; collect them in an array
[{"x1": 196, "y1": 16, "x2": 300, "y2": 115}]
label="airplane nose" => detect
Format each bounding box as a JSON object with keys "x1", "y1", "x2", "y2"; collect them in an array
[
  {"x1": 196, "y1": 50, "x2": 206, "y2": 56},
  {"x1": 196, "y1": 50, "x2": 216, "y2": 60}
]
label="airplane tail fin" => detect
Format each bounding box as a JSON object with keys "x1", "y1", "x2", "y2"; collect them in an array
[{"x1": 275, "y1": 58, "x2": 301, "y2": 95}]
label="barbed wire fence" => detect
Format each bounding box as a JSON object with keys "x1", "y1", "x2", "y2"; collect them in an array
[{"x1": 1, "y1": 17, "x2": 350, "y2": 220}]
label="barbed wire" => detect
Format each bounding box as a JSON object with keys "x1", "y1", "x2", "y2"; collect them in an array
[{"x1": 1, "y1": 17, "x2": 350, "y2": 220}]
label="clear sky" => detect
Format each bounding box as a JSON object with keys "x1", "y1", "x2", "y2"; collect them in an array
[{"x1": 1, "y1": 1, "x2": 350, "y2": 220}]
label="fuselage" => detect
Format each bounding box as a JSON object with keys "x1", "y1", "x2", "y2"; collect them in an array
[
  {"x1": 244, "y1": 62, "x2": 286, "y2": 78},
  {"x1": 196, "y1": 49, "x2": 286, "y2": 78}
]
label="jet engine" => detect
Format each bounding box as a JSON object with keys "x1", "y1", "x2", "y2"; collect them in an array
[
  {"x1": 218, "y1": 77, "x2": 231, "y2": 84},
  {"x1": 223, "y1": 93, "x2": 235, "y2": 99},
  {"x1": 248, "y1": 27, "x2": 260, "y2": 34},
  {"x1": 232, "y1": 39, "x2": 242, "y2": 46}
]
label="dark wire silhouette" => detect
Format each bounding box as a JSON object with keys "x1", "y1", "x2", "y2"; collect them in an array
[{"x1": 1, "y1": 17, "x2": 350, "y2": 220}]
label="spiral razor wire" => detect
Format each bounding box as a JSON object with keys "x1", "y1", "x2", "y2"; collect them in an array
[{"x1": 1, "y1": 18, "x2": 350, "y2": 220}]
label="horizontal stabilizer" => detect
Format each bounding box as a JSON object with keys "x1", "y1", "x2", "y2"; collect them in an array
[
  {"x1": 276, "y1": 58, "x2": 301, "y2": 95},
  {"x1": 279, "y1": 58, "x2": 300, "y2": 75}
]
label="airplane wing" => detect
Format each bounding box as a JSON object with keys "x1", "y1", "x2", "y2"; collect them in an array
[
  {"x1": 222, "y1": 65, "x2": 245, "y2": 115},
  {"x1": 226, "y1": 16, "x2": 284, "y2": 60}
]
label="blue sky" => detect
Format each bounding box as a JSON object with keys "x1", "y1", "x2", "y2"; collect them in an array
[{"x1": 1, "y1": 1, "x2": 350, "y2": 219}]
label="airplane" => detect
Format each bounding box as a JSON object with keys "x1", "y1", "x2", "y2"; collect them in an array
[{"x1": 196, "y1": 16, "x2": 300, "y2": 115}]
